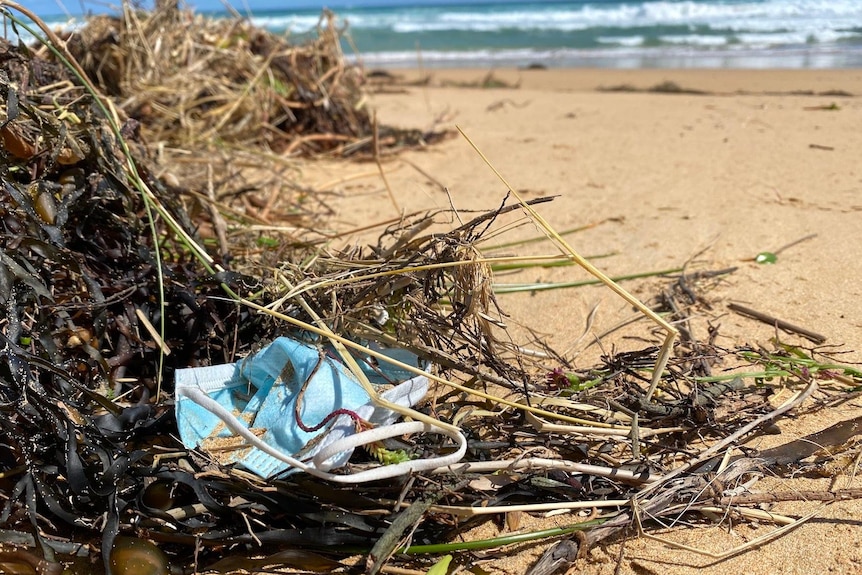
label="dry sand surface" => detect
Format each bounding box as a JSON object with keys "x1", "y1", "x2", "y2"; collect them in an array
[{"x1": 305, "y1": 68, "x2": 862, "y2": 575}]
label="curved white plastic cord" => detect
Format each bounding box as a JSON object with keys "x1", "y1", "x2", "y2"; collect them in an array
[{"x1": 177, "y1": 385, "x2": 467, "y2": 483}]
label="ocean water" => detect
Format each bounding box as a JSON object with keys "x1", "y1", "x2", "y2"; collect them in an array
[{"x1": 28, "y1": 0, "x2": 862, "y2": 69}]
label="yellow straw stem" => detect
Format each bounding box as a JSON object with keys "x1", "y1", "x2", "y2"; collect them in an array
[
  {"x1": 456, "y1": 126, "x2": 678, "y2": 402},
  {"x1": 238, "y1": 296, "x2": 617, "y2": 429}
]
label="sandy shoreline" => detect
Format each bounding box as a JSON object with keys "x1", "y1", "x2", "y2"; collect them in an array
[
  {"x1": 372, "y1": 67, "x2": 862, "y2": 94},
  {"x1": 311, "y1": 67, "x2": 862, "y2": 575},
  {"x1": 327, "y1": 67, "x2": 862, "y2": 362}
]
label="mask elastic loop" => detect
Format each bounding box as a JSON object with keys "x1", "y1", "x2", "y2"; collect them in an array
[
  {"x1": 311, "y1": 420, "x2": 467, "y2": 475},
  {"x1": 177, "y1": 383, "x2": 466, "y2": 483}
]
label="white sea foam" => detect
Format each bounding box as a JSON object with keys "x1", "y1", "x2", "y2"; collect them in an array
[
  {"x1": 245, "y1": 0, "x2": 862, "y2": 37},
  {"x1": 596, "y1": 36, "x2": 646, "y2": 48},
  {"x1": 348, "y1": 1, "x2": 860, "y2": 32},
  {"x1": 349, "y1": 43, "x2": 862, "y2": 70},
  {"x1": 248, "y1": 14, "x2": 322, "y2": 33},
  {"x1": 11, "y1": 0, "x2": 862, "y2": 70},
  {"x1": 659, "y1": 35, "x2": 729, "y2": 46}
]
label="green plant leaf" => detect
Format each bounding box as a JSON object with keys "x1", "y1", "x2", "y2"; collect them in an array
[
  {"x1": 755, "y1": 251, "x2": 777, "y2": 264},
  {"x1": 425, "y1": 555, "x2": 453, "y2": 575}
]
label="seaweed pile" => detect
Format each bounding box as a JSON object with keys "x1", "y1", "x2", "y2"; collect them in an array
[
  {"x1": 0, "y1": 4, "x2": 408, "y2": 572},
  {"x1": 2, "y1": 3, "x2": 862, "y2": 575},
  {"x1": 0, "y1": 25, "x2": 283, "y2": 573}
]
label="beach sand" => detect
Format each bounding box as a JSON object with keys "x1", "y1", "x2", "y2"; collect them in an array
[{"x1": 308, "y1": 68, "x2": 862, "y2": 575}]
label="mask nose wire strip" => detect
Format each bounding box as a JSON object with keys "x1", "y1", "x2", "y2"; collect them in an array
[{"x1": 177, "y1": 384, "x2": 467, "y2": 483}]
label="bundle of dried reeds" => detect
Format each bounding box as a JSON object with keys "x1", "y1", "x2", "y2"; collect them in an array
[{"x1": 65, "y1": 1, "x2": 369, "y2": 154}]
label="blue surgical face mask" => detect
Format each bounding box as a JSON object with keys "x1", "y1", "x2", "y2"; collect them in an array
[{"x1": 175, "y1": 336, "x2": 460, "y2": 480}]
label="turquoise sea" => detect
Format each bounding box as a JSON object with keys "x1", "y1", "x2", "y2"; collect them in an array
[{"x1": 23, "y1": 1, "x2": 862, "y2": 69}]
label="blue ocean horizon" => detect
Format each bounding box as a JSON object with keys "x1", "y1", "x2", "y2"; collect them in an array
[{"x1": 24, "y1": 0, "x2": 862, "y2": 69}]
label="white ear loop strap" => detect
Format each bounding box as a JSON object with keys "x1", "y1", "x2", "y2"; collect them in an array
[{"x1": 177, "y1": 385, "x2": 466, "y2": 483}]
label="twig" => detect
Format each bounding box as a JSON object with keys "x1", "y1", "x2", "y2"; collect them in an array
[
  {"x1": 429, "y1": 499, "x2": 628, "y2": 518},
  {"x1": 631, "y1": 498, "x2": 823, "y2": 562},
  {"x1": 402, "y1": 157, "x2": 447, "y2": 191},
  {"x1": 728, "y1": 302, "x2": 827, "y2": 344},
  {"x1": 135, "y1": 308, "x2": 171, "y2": 356},
  {"x1": 716, "y1": 488, "x2": 862, "y2": 506},
  {"x1": 774, "y1": 233, "x2": 817, "y2": 255},
  {"x1": 639, "y1": 375, "x2": 818, "y2": 496},
  {"x1": 431, "y1": 457, "x2": 660, "y2": 484},
  {"x1": 205, "y1": 163, "x2": 230, "y2": 260},
  {"x1": 580, "y1": 483, "x2": 682, "y2": 550},
  {"x1": 374, "y1": 110, "x2": 400, "y2": 214}
]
